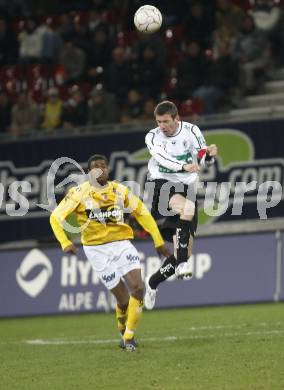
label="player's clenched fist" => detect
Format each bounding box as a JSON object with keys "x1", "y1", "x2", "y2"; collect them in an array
[{"x1": 206, "y1": 144, "x2": 218, "y2": 157}]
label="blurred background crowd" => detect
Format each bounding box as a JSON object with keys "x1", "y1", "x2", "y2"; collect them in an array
[{"x1": 0, "y1": 0, "x2": 284, "y2": 135}]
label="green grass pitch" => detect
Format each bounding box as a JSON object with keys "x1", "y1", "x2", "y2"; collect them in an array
[{"x1": 1, "y1": 303, "x2": 283, "y2": 390}]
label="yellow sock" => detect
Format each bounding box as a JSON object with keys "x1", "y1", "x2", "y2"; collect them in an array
[
  {"x1": 115, "y1": 304, "x2": 128, "y2": 335},
  {"x1": 123, "y1": 296, "x2": 143, "y2": 341}
]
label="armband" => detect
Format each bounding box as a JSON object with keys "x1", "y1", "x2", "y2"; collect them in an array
[{"x1": 197, "y1": 148, "x2": 215, "y2": 165}]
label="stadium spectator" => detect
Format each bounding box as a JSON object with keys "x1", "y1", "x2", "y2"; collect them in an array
[
  {"x1": 50, "y1": 154, "x2": 169, "y2": 351},
  {"x1": 231, "y1": 14, "x2": 270, "y2": 94},
  {"x1": 250, "y1": 0, "x2": 284, "y2": 66},
  {"x1": 70, "y1": 17, "x2": 90, "y2": 53},
  {"x1": 174, "y1": 41, "x2": 207, "y2": 100},
  {"x1": 182, "y1": 1, "x2": 215, "y2": 49},
  {"x1": 139, "y1": 98, "x2": 157, "y2": 123},
  {"x1": 105, "y1": 46, "x2": 131, "y2": 104},
  {"x1": 250, "y1": 0, "x2": 281, "y2": 35},
  {"x1": 57, "y1": 13, "x2": 74, "y2": 38},
  {"x1": 60, "y1": 39, "x2": 86, "y2": 84},
  {"x1": 215, "y1": 0, "x2": 246, "y2": 37},
  {"x1": 61, "y1": 86, "x2": 88, "y2": 128},
  {"x1": 134, "y1": 46, "x2": 164, "y2": 99},
  {"x1": 10, "y1": 92, "x2": 39, "y2": 134},
  {"x1": 88, "y1": 8, "x2": 109, "y2": 34},
  {"x1": 88, "y1": 28, "x2": 112, "y2": 74},
  {"x1": 193, "y1": 41, "x2": 238, "y2": 114},
  {"x1": 132, "y1": 32, "x2": 166, "y2": 68},
  {"x1": 41, "y1": 20, "x2": 63, "y2": 64},
  {"x1": 41, "y1": 87, "x2": 63, "y2": 131},
  {"x1": 88, "y1": 86, "x2": 119, "y2": 125},
  {"x1": 121, "y1": 89, "x2": 144, "y2": 124},
  {"x1": 212, "y1": 24, "x2": 233, "y2": 59},
  {"x1": 0, "y1": 92, "x2": 11, "y2": 133},
  {"x1": 18, "y1": 18, "x2": 45, "y2": 64}
]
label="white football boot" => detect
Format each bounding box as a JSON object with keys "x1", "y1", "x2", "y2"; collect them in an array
[
  {"x1": 144, "y1": 275, "x2": 157, "y2": 310},
  {"x1": 175, "y1": 260, "x2": 193, "y2": 279}
]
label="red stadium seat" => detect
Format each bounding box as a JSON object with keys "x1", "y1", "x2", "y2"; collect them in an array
[
  {"x1": 58, "y1": 84, "x2": 70, "y2": 101},
  {"x1": 1, "y1": 65, "x2": 25, "y2": 82},
  {"x1": 12, "y1": 19, "x2": 25, "y2": 35}
]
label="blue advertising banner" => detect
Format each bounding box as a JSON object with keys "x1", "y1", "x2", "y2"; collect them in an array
[
  {"x1": 0, "y1": 233, "x2": 277, "y2": 317},
  {"x1": 154, "y1": 233, "x2": 277, "y2": 308},
  {"x1": 0, "y1": 118, "x2": 283, "y2": 243}
]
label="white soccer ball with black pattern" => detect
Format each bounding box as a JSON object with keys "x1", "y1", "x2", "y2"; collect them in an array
[{"x1": 134, "y1": 5, "x2": 162, "y2": 34}]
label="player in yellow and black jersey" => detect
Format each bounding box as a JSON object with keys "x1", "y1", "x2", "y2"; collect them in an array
[{"x1": 50, "y1": 154, "x2": 169, "y2": 352}]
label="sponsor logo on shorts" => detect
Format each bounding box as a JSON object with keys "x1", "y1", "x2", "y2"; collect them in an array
[
  {"x1": 102, "y1": 272, "x2": 116, "y2": 283},
  {"x1": 126, "y1": 254, "x2": 140, "y2": 262}
]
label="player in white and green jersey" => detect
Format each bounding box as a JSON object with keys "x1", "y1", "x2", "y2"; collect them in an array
[{"x1": 144, "y1": 100, "x2": 218, "y2": 310}]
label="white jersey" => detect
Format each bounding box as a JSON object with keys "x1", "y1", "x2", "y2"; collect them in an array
[{"x1": 145, "y1": 120, "x2": 206, "y2": 185}]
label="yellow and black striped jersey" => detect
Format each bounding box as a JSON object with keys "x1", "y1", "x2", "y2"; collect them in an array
[{"x1": 50, "y1": 180, "x2": 164, "y2": 249}]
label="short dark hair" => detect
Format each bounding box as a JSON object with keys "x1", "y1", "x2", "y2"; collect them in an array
[
  {"x1": 87, "y1": 154, "x2": 108, "y2": 171},
  {"x1": 154, "y1": 100, "x2": 178, "y2": 119}
]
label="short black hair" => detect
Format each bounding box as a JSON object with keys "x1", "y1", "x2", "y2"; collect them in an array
[
  {"x1": 154, "y1": 100, "x2": 178, "y2": 119},
  {"x1": 87, "y1": 154, "x2": 108, "y2": 171}
]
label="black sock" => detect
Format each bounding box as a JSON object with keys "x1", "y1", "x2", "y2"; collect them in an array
[
  {"x1": 149, "y1": 255, "x2": 176, "y2": 289},
  {"x1": 176, "y1": 219, "x2": 191, "y2": 265}
]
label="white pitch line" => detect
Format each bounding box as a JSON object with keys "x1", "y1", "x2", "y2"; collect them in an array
[
  {"x1": 44, "y1": 320, "x2": 283, "y2": 340},
  {"x1": 25, "y1": 330, "x2": 284, "y2": 346},
  {"x1": 186, "y1": 321, "x2": 283, "y2": 331}
]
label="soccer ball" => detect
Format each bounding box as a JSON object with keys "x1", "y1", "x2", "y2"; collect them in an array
[{"x1": 134, "y1": 5, "x2": 162, "y2": 34}]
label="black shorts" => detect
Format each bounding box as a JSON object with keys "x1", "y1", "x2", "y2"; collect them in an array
[{"x1": 149, "y1": 179, "x2": 198, "y2": 242}]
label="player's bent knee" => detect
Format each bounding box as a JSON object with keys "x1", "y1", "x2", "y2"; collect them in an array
[
  {"x1": 181, "y1": 199, "x2": 195, "y2": 220},
  {"x1": 169, "y1": 195, "x2": 195, "y2": 220},
  {"x1": 169, "y1": 194, "x2": 186, "y2": 215},
  {"x1": 131, "y1": 283, "x2": 144, "y2": 301},
  {"x1": 116, "y1": 298, "x2": 129, "y2": 308}
]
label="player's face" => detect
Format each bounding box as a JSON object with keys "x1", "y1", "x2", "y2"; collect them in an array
[
  {"x1": 89, "y1": 159, "x2": 109, "y2": 186},
  {"x1": 155, "y1": 114, "x2": 179, "y2": 136}
]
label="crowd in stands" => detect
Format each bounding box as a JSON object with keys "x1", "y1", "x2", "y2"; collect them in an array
[{"x1": 0, "y1": 0, "x2": 284, "y2": 135}]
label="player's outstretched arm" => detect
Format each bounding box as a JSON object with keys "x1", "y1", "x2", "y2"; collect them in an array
[
  {"x1": 50, "y1": 187, "x2": 81, "y2": 251},
  {"x1": 206, "y1": 144, "x2": 218, "y2": 157},
  {"x1": 145, "y1": 133, "x2": 185, "y2": 172},
  {"x1": 197, "y1": 144, "x2": 218, "y2": 166}
]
